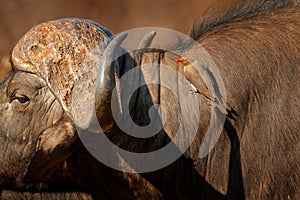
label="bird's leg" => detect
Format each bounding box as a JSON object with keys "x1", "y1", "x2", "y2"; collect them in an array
[
  {"x1": 189, "y1": 83, "x2": 215, "y2": 102},
  {"x1": 189, "y1": 84, "x2": 200, "y2": 94}
]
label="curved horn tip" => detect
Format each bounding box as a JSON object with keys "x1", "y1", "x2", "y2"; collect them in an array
[
  {"x1": 110, "y1": 32, "x2": 128, "y2": 47},
  {"x1": 102, "y1": 32, "x2": 128, "y2": 63},
  {"x1": 138, "y1": 31, "x2": 157, "y2": 49}
]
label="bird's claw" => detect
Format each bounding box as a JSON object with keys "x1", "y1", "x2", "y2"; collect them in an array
[
  {"x1": 189, "y1": 88, "x2": 200, "y2": 94},
  {"x1": 189, "y1": 89, "x2": 196, "y2": 94}
]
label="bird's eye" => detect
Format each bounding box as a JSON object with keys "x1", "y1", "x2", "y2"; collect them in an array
[{"x1": 10, "y1": 93, "x2": 30, "y2": 109}]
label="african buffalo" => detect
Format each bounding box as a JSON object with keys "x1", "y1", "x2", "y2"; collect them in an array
[{"x1": 0, "y1": 0, "x2": 299, "y2": 199}]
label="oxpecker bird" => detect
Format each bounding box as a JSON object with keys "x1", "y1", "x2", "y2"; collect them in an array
[{"x1": 176, "y1": 57, "x2": 229, "y2": 115}]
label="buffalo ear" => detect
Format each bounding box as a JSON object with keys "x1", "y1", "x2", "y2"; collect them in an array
[{"x1": 24, "y1": 114, "x2": 80, "y2": 182}]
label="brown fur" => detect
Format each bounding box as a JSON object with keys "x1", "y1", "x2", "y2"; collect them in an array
[{"x1": 111, "y1": 1, "x2": 300, "y2": 199}]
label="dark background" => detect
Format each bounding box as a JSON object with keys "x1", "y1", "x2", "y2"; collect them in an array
[{"x1": 0, "y1": 0, "x2": 242, "y2": 80}]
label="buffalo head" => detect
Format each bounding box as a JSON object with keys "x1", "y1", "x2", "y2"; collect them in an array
[{"x1": 0, "y1": 18, "x2": 114, "y2": 188}]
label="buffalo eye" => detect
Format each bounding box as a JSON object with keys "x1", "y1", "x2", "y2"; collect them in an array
[{"x1": 10, "y1": 92, "x2": 30, "y2": 109}]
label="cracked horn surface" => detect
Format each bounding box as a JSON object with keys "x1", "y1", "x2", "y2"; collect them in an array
[{"x1": 11, "y1": 18, "x2": 114, "y2": 129}]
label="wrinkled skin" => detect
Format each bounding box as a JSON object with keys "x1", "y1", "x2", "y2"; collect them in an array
[
  {"x1": 0, "y1": 0, "x2": 300, "y2": 200},
  {"x1": 0, "y1": 71, "x2": 64, "y2": 186},
  {"x1": 0, "y1": 69, "x2": 90, "y2": 199}
]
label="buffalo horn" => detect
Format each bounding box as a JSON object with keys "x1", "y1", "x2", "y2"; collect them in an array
[
  {"x1": 95, "y1": 32, "x2": 128, "y2": 133},
  {"x1": 138, "y1": 31, "x2": 156, "y2": 49}
]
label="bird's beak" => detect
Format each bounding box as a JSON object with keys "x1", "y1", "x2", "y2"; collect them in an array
[{"x1": 176, "y1": 58, "x2": 184, "y2": 63}]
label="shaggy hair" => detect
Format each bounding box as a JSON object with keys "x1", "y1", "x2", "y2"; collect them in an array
[{"x1": 189, "y1": 0, "x2": 297, "y2": 40}]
